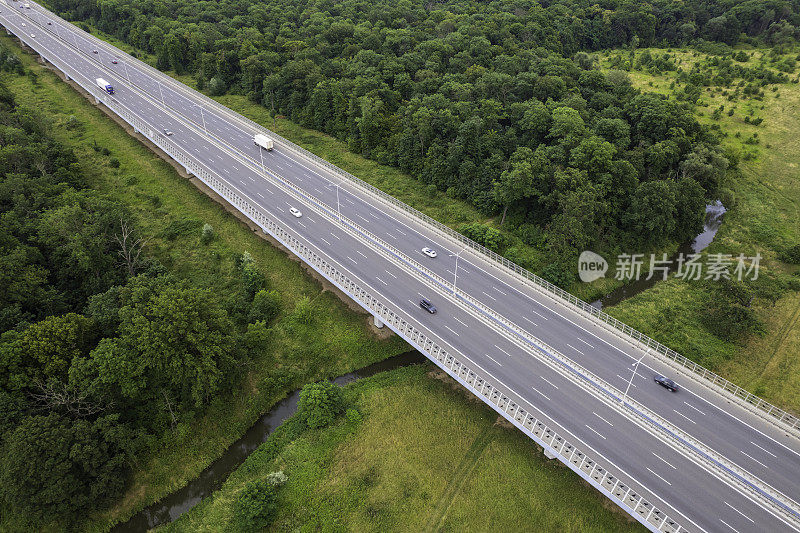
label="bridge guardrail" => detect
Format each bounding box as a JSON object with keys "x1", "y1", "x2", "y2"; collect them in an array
[
  {"x1": 52, "y1": 12, "x2": 800, "y2": 438},
  {"x1": 6, "y1": 24, "x2": 689, "y2": 532}
]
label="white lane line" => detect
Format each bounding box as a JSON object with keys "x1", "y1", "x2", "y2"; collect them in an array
[
  {"x1": 297, "y1": 221, "x2": 307, "y2": 229},
  {"x1": 652, "y1": 452, "x2": 677, "y2": 469},
  {"x1": 740, "y1": 450, "x2": 769, "y2": 469},
  {"x1": 540, "y1": 376, "x2": 559, "y2": 389},
  {"x1": 330, "y1": 232, "x2": 340, "y2": 240},
  {"x1": 522, "y1": 316, "x2": 538, "y2": 327},
  {"x1": 386, "y1": 232, "x2": 397, "y2": 239},
  {"x1": 577, "y1": 337, "x2": 594, "y2": 348},
  {"x1": 672, "y1": 409, "x2": 696, "y2": 425},
  {"x1": 493, "y1": 344, "x2": 514, "y2": 357},
  {"x1": 494, "y1": 286, "x2": 507, "y2": 295},
  {"x1": 750, "y1": 441, "x2": 777, "y2": 458},
  {"x1": 444, "y1": 325, "x2": 460, "y2": 337},
  {"x1": 585, "y1": 424, "x2": 606, "y2": 440},
  {"x1": 320, "y1": 237, "x2": 332, "y2": 247},
  {"x1": 395, "y1": 228, "x2": 407, "y2": 236},
  {"x1": 356, "y1": 214, "x2": 370, "y2": 223},
  {"x1": 407, "y1": 299, "x2": 416, "y2": 307},
  {"x1": 346, "y1": 256, "x2": 357, "y2": 264},
  {"x1": 565, "y1": 343, "x2": 584, "y2": 355},
  {"x1": 256, "y1": 192, "x2": 265, "y2": 199},
  {"x1": 482, "y1": 291, "x2": 497, "y2": 301},
  {"x1": 531, "y1": 386, "x2": 551, "y2": 401},
  {"x1": 724, "y1": 501, "x2": 755, "y2": 523},
  {"x1": 274, "y1": 164, "x2": 283, "y2": 170},
  {"x1": 592, "y1": 411, "x2": 614, "y2": 427},
  {"x1": 454, "y1": 316, "x2": 469, "y2": 327},
  {"x1": 446, "y1": 269, "x2": 454, "y2": 275},
  {"x1": 384, "y1": 270, "x2": 397, "y2": 279},
  {"x1": 305, "y1": 216, "x2": 317, "y2": 223},
  {"x1": 719, "y1": 519, "x2": 741, "y2": 533},
  {"x1": 617, "y1": 374, "x2": 636, "y2": 388},
  {"x1": 683, "y1": 401, "x2": 707, "y2": 416},
  {"x1": 526, "y1": 308, "x2": 548, "y2": 321},
  {"x1": 485, "y1": 354, "x2": 503, "y2": 367},
  {"x1": 369, "y1": 212, "x2": 380, "y2": 220},
  {"x1": 356, "y1": 250, "x2": 368, "y2": 259},
  {"x1": 375, "y1": 276, "x2": 388, "y2": 286},
  {"x1": 646, "y1": 467, "x2": 672, "y2": 487},
  {"x1": 459, "y1": 266, "x2": 470, "y2": 274},
  {"x1": 276, "y1": 206, "x2": 285, "y2": 213}
]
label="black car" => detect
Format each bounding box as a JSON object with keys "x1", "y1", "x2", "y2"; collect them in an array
[
  {"x1": 419, "y1": 298, "x2": 437, "y2": 314},
  {"x1": 654, "y1": 375, "x2": 678, "y2": 392}
]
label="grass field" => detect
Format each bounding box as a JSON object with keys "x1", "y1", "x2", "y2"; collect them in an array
[
  {"x1": 164, "y1": 365, "x2": 645, "y2": 533},
  {"x1": 0, "y1": 33, "x2": 408, "y2": 532},
  {"x1": 601, "y1": 48, "x2": 800, "y2": 412}
]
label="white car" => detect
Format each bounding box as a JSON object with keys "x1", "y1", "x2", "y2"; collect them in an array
[
  {"x1": 422, "y1": 247, "x2": 437, "y2": 258},
  {"x1": 163, "y1": 128, "x2": 174, "y2": 136},
  {"x1": 30, "y1": 33, "x2": 35, "y2": 38},
  {"x1": 289, "y1": 207, "x2": 302, "y2": 218}
]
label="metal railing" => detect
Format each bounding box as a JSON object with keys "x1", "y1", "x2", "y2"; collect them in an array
[
  {"x1": 1, "y1": 21, "x2": 689, "y2": 532},
  {"x1": 44, "y1": 7, "x2": 800, "y2": 437}
]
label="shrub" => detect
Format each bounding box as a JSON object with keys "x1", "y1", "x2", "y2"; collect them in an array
[
  {"x1": 235, "y1": 479, "x2": 277, "y2": 531},
  {"x1": 297, "y1": 381, "x2": 345, "y2": 429},
  {"x1": 200, "y1": 223, "x2": 214, "y2": 244},
  {"x1": 248, "y1": 289, "x2": 281, "y2": 323},
  {"x1": 540, "y1": 262, "x2": 574, "y2": 289},
  {"x1": 780, "y1": 244, "x2": 800, "y2": 264},
  {"x1": 291, "y1": 295, "x2": 315, "y2": 325},
  {"x1": 109, "y1": 157, "x2": 120, "y2": 168}
]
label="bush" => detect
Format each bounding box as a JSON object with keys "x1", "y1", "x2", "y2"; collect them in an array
[
  {"x1": 291, "y1": 295, "x2": 315, "y2": 325},
  {"x1": 235, "y1": 479, "x2": 277, "y2": 531},
  {"x1": 108, "y1": 157, "x2": 120, "y2": 168},
  {"x1": 297, "y1": 381, "x2": 345, "y2": 429},
  {"x1": 780, "y1": 244, "x2": 800, "y2": 264},
  {"x1": 540, "y1": 262, "x2": 574, "y2": 289},
  {"x1": 248, "y1": 289, "x2": 281, "y2": 323},
  {"x1": 200, "y1": 223, "x2": 214, "y2": 244}
]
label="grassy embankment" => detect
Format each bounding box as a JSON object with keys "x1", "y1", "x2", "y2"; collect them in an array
[
  {"x1": 164, "y1": 365, "x2": 645, "y2": 533},
  {"x1": 0, "y1": 33, "x2": 408, "y2": 532},
  {"x1": 599, "y1": 48, "x2": 800, "y2": 411}
]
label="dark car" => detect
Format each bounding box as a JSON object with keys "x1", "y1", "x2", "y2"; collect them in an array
[
  {"x1": 654, "y1": 375, "x2": 678, "y2": 392},
  {"x1": 419, "y1": 298, "x2": 437, "y2": 314},
  {"x1": 111, "y1": 59, "x2": 118, "y2": 64}
]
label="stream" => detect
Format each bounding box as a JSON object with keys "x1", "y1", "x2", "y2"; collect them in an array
[
  {"x1": 590, "y1": 201, "x2": 727, "y2": 309},
  {"x1": 113, "y1": 350, "x2": 427, "y2": 532}
]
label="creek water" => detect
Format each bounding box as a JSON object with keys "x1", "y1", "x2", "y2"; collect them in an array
[
  {"x1": 590, "y1": 201, "x2": 727, "y2": 310},
  {"x1": 113, "y1": 350, "x2": 427, "y2": 532}
]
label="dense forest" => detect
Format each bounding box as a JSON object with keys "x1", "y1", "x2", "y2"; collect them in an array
[
  {"x1": 0, "y1": 63, "x2": 280, "y2": 524},
  {"x1": 47, "y1": 0, "x2": 771, "y2": 269}
]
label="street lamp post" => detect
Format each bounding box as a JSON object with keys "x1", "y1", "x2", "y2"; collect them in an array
[
  {"x1": 195, "y1": 104, "x2": 207, "y2": 134},
  {"x1": 448, "y1": 249, "x2": 465, "y2": 295},
  {"x1": 622, "y1": 349, "x2": 649, "y2": 405},
  {"x1": 335, "y1": 183, "x2": 341, "y2": 221}
]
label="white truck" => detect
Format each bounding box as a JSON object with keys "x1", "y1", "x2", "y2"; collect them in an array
[
  {"x1": 253, "y1": 133, "x2": 273, "y2": 151},
  {"x1": 96, "y1": 77, "x2": 114, "y2": 95}
]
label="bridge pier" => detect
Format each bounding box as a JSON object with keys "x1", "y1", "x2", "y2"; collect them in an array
[
  {"x1": 373, "y1": 314, "x2": 384, "y2": 329},
  {"x1": 543, "y1": 446, "x2": 557, "y2": 460}
]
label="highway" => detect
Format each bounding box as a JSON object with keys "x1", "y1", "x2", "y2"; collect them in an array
[{"x1": 3, "y1": 3, "x2": 800, "y2": 531}]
